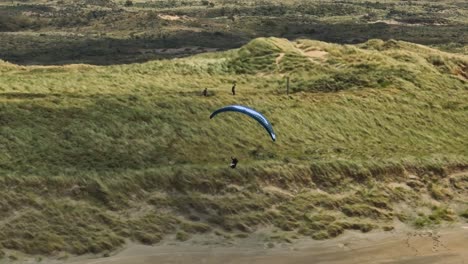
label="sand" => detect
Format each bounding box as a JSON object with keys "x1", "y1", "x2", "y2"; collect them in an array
[{"x1": 69, "y1": 225, "x2": 468, "y2": 264}]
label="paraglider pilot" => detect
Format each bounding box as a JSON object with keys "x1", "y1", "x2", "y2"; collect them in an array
[
  {"x1": 230, "y1": 157, "x2": 238, "y2": 168},
  {"x1": 203, "y1": 88, "x2": 208, "y2": 96}
]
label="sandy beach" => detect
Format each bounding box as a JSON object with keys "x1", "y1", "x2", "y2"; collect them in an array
[{"x1": 69, "y1": 225, "x2": 468, "y2": 264}]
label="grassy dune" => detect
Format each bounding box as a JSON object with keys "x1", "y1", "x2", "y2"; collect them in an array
[{"x1": 0, "y1": 38, "x2": 467, "y2": 258}]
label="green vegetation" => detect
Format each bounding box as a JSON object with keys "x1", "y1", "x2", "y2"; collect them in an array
[
  {"x1": 428, "y1": 183, "x2": 452, "y2": 200},
  {"x1": 0, "y1": 36, "x2": 466, "y2": 258},
  {"x1": 413, "y1": 206, "x2": 457, "y2": 229},
  {"x1": 460, "y1": 209, "x2": 468, "y2": 220},
  {"x1": 176, "y1": 231, "x2": 190, "y2": 241}
]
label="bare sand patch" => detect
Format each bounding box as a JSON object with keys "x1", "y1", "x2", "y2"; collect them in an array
[
  {"x1": 304, "y1": 50, "x2": 328, "y2": 58},
  {"x1": 275, "y1": 53, "x2": 285, "y2": 65},
  {"x1": 158, "y1": 14, "x2": 183, "y2": 21},
  {"x1": 371, "y1": 19, "x2": 404, "y2": 25},
  {"x1": 369, "y1": 20, "x2": 446, "y2": 27},
  {"x1": 158, "y1": 14, "x2": 192, "y2": 21}
]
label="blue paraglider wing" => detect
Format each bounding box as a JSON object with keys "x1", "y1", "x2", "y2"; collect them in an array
[{"x1": 210, "y1": 105, "x2": 276, "y2": 141}]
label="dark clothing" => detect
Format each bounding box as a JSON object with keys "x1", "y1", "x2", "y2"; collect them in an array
[
  {"x1": 230, "y1": 157, "x2": 238, "y2": 168},
  {"x1": 231, "y1": 84, "x2": 236, "y2": 95},
  {"x1": 202, "y1": 88, "x2": 208, "y2": 96}
]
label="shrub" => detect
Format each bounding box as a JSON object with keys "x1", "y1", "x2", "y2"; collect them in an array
[
  {"x1": 124, "y1": 0, "x2": 133, "y2": 7},
  {"x1": 460, "y1": 209, "x2": 468, "y2": 220}
]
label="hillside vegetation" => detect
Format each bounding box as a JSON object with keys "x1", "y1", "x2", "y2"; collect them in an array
[
  {"x1": 0, "y1": 0, "x2": 467, "y2": 65},
  {"x1": 0, "y1": 37, "x2": 467, "y2": 260}
]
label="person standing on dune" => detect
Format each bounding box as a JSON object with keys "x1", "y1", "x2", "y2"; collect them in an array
[{"x1": 231, "y1": 82, "x2": 236, "y2": 95}]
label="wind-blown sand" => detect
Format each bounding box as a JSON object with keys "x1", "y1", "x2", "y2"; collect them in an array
[{"x1": 69, "y1": 225, "x2": 468, "y2": 264}]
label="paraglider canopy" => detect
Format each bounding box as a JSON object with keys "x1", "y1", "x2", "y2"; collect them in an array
[{"x1": 210, "y1": 105, "x2": 276, "y2": 141}]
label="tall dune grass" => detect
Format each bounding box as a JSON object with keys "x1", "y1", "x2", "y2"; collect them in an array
[{"x1": 0, "y1": 38, "x2": 467, "y2": 257}]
